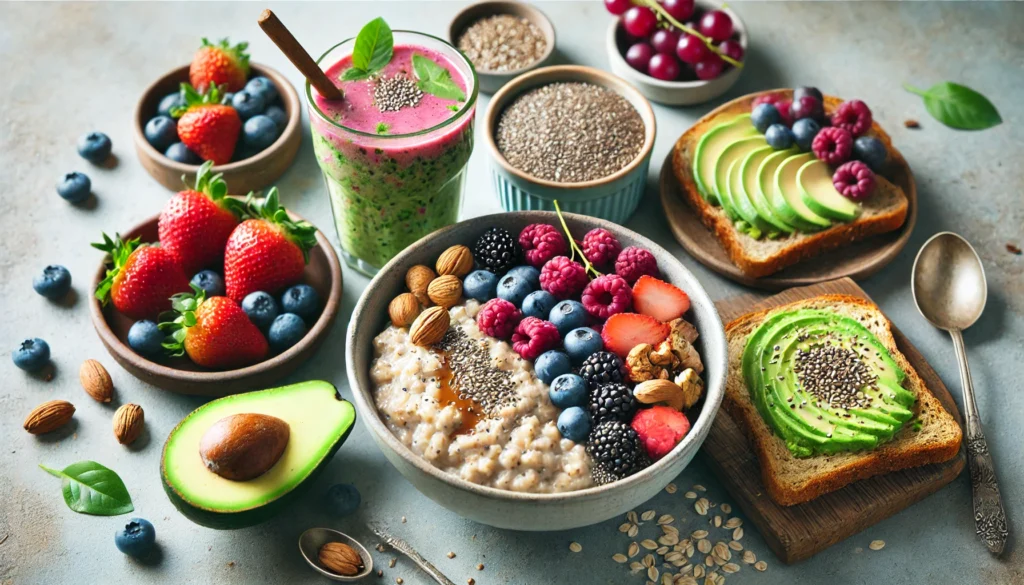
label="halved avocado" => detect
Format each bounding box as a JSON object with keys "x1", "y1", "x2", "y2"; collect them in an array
[
  {"x1": 797, "y1": 159, "x2": 861, "y2": 222},
  {"x1": 715, "y1": 136, "x2": 768, "y2": 222},
  {"x1": 161, "y1": 381, "x2": 356, "y2": 529},
  {"x1": 772, "y1": 153, "x2": 831, "y2": 231},
  {"x1": 693, "y1": 114, "x2": 758, "y2": 204}
]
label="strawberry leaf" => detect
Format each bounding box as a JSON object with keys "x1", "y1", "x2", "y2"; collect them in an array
[
  {"x1": 91, "y1": 233, "x2": 142, "y2": 305},
  {"x1": 245, "y1": 188, "x2": 319, "y2": 262}
]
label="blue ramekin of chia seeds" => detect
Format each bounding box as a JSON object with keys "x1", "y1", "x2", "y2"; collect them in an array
[{"x1": 483, "y1": 65, "x2": 656, "y2": 223}]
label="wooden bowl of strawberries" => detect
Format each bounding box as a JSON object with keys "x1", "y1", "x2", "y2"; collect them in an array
[
  {"x1": 88, "y1": 163, "x2": 342, "y2": 397},
  {"x1": 133, "y1": 38, "x2": 302, "y2": 194}
]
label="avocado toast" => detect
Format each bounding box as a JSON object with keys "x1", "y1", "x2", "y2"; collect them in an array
[
  {"x1": 724, "y1": 294, "x2": 961, "y2": 506},
  {"x1": 672, "y1": 91, "x2": 910, "y2": 279}
]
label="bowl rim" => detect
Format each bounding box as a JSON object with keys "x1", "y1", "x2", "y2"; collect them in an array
[
  {"x1": 88, "y1": 209, "x2": 343, "y2": 385},
  {"x1": 446, "y1": 0, "x2": 557, "y2": 77},
  {"x1": 132, "y1": 62, "x2": 301, "y2": 176},
  {"x1": 482, "y1": 65, "x2": 657, "y2": 191},
  {"x1": 345, "y1": 210, "x2": 727, "y2": 503}
]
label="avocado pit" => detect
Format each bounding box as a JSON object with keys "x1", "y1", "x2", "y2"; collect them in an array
[{"x1": 199, "y1": 413, "x2": 290, "y2": 481}]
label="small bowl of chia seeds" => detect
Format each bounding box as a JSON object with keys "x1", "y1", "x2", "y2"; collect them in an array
[
  {"x1": 483, "y1": 65, "x2": 656, "y2": 224},
  {"x1": 448, "y1": 1, "x2": 556, "y2": 93}
]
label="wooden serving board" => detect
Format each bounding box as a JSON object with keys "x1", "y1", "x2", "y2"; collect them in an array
[{"x1": 705, "y1": 277, "x2": 965, "y2": 564}]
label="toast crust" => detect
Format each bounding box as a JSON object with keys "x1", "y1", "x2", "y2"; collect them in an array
[
  {"x1": 724, "y1": 294, "x2": 962, "y2": 506},
  {"x1": 672, "y1": 91, "x2": 910, "y2": 279}
]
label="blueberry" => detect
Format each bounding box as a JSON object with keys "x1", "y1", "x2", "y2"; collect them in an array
[
  {"x1": 115, "y1": 518, "x2": 156, "y2": 559},
  {"x1": 127, "y1": 320, "x2": 165, "y2": 358},
  {"x1": 241, "y1": 115, "x2": 279, "y2": 151},
  {"x1": 549, "y1": 373, "x2": 588, "y2": 408},
  {"x1": 268, "y1": 313, "x2": 308, "y2": 352},
  {"x1": 157, "y1": 91, "x2": 184, "y2": 117},
  {"x1": 564, "y1": 327, "x2": 604, "y2": 364},
  {"x1": 793, "y1": 86, "x2": 824, "y2": 103},
  {"x1": 325, "y1": 483, "x2": 361, "y2": 517},
  {"x1": 549, "y1": 300, "x2": 587, "y2": 336},
  {"x1": 556, "y1": 406, "x2": 591, "y2": 442},
  {"x1": 506, "y1": 265, "x2": 540, "y2": 289},
  {"x1": 12, "y1": 338, "x2": 50, "y2": 372},
  {"x1": 33, "y1": 265, "x2": 71, "y2": 299},
  {"x1": 241, "y1": 291, "x2": 279, "y2": 330},
  {"x1": 522, "y1": 290, "x2": 557, "y2": 319},
  {"x1": 245, "y1": 76, "x2": 279, "y2": 104},
  {"x1": 231, "y1": 90, "x2": 266, "y2": 121},
  {"x1": 464, "y1": 270, "x2": 498, "y2": 301},
  {"x1": 56, "y1": 172, "x2": 91, "y2": 203},
  {"x1": 751, "y1": 103, "x2": 781, "y2": 134},
  {"x1": 534, "y1": 350, "x2": 571, "y2": 384},
  {"x1": 791, "y1": 118, "x2": 822, "y2": 152},
  {"x1": 264, "y1": 105, "x2": 288, "y2": 130},
  {"x1": 854, "y1": 136, "x2": 887, "y2": 172},
  {"x1": 144, "y1": 116, "x2": 178, "y2": 152},
  {"x1": 496, "y1": 274, "x2": 533, "y2": 307},
  {"x1": 165, "y1": 142, "x2": 202, "y2": 164},
  {"x1": 281, "y1": 284, "x2": 320, "y2": 322},
  {"x1": 765, "y1": 124, "x2": 796, "y2": 150},
  {"x1": 190, "y1": 270, "x2": 225, "y2": 297},
  {"x1": 77, "y1": 132, "x2": 112, "y2": 164}
]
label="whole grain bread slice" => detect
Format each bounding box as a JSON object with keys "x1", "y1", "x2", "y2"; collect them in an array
[
  {"x1": 672, "y1": 91, "x2": 910, "y2": 278},
  {"x1": 723, "y1": 294, "x2": 962, "y2": 506}
]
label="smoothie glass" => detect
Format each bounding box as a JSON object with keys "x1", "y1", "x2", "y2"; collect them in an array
[{"x1": 307, "y1": 31, "x2": 478, "y2": 276}]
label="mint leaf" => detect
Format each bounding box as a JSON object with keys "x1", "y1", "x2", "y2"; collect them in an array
[
  {"x1": 903, "y1": 82, "x2": 1001, "y2": 130},
  {"x1": 376, "y1": 122, "x2": 390, "y2": 135},
  {"x1": 447, "y1": 104, "x2": 460, "y2": 112},
  {"x1": 412, "y1": 53, "x2": 466, "y2": 102},
  {"x1": 40, "y1": 461, "x2": 134, "y2": 516},
  {"x1": 341, "y1": 67, "x2": 370, "y2": 82},
  {"x1": 352, "y1": 17, "x2": 393, "y2": 75}
]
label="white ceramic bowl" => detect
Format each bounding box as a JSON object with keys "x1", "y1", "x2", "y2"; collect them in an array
[
  {"x1": 346, "y1": 211, "x2": 727, "y2": 531},
  {"x1": 605, "y1": 2, "x2": 746, "y2": 106}
]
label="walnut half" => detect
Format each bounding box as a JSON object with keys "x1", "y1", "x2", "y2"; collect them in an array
[
  {"x1": 675, "y1": 368, "x2": 704, "y2": 410},
  {"x1": 626, "y1": 343, "x2": 680, "y2": 383}
]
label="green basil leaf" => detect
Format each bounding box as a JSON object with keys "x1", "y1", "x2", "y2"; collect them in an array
[
  {"x1": 341, "y1": 67, "x2": 370, "y2": 82},
  {"x1": 412, "y1": 53, "x2": 466, "y2": 102},
  {"x1": 40, "y1": 461, "x2": 134, "y2": 516},
  {"x1": 904, "y1": 82, "x2": 1002, "y2": 130},
  {"x1": 352, "y1": 17, "x2": 393, "y2": 75}
]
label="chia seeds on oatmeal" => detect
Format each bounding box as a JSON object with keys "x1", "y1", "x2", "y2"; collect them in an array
[
  {"x1": 374, "y1": 74, "x2": 424, "y2": 112},
  {"x1": 457, "y1": 14, "x2": 548, "y2": 72},
  {"x1": 439, "y1": 328, "x2": 518, "y2": 415},
  {"x1": 496, "y1": 82, "x2": 645, "y2": 183}
]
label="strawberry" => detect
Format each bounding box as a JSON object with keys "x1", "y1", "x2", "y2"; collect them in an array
[
  {"x1": 158, "y1": 161, "x2": 243, "y2": 274},
  {"x1": 93, "y1": 233, "x2": 191, "y2": 320},
  {"x1": 601, "y1": 313, "x2": 671, "y2": 357},
  {"x1": 631, "y1": 406, "x2": 691, "y2": 461},
  {"x1": 160, "y1": 286, "x2": 268, "y2": 369},
  {"x1": 223, "y1": 189, "x2": 317, "y2": 302},
  {"x1": 172, "y1": 83, "x2": 241, "y2": 165},
  {"x1": 632, "y1": 275, "x2": 691, "y2": 322},
  {"x1": 189, "y1": 37, "x2": 250, "y2": 93}
]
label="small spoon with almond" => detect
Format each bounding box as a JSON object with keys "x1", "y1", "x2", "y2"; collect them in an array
[{"x1": 299, "y1": 527, "x2": 373, "y2": 581}]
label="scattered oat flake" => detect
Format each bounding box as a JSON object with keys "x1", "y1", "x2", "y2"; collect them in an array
[
  {"x1": 630, "y1": 561, "x2": 645, "y2": 573},
  {"x1": 693, "y1": 484, "x2": 706, "y2": 491},
  {"x1": 694, "y1": 565, "x2": 705, "y2": 578},
  {"x1": 643, "y1": 553, "x2": 655, "y2": 567},
  {"x1": 658, "y1": 514, "x2": 674, "y2": 525},
  {"x1": 869, "y1": 540, "x2": 885, "y2": 551},
  {"x1": 642, "y1": 510, "x2": 657, "y2": 521},
  {"x1": 642, "y1": 539, "x2": 659, "y2": 550},
  {"x1": 613, "y1": 553, "x2": 629, "y2": 563},
  {"x1": 754, "y1": 561, "x2": 768, "y2": 571},
  {"x1": 569, "y1": 542, "x2": 583, "y2": 553},
  {"x1": 476, "y1": 564, "x2": 484, "y2": 571},
  {"x1": 733, "y1": 527, "x2": 744, "y2": 540},
  {"x1": 666, "y1": 483, "x2": 678, "y2": 494},
  {"x1": 620, "y1": 522, "x2": 633, "y2": 533},
  {"x1": 628, "y1": 511, "x2": 640, "y2": 524},
  {"x1": 713, "y1": 515, "x2": 722, "y2": 527},
  {"x1": 904, "y1": 119, "x2": 920, "y2": 129},
  {"x1": 648, "y1": 566, "x2": 660, "y2": 581},
  {"x1": 467, "y1": 579, "x2": 475, "y2": 585},
  {"x1": 629, "y1": 525, "x2": 640, "y2": 538},
  {"x1": 1006, "y1": 243, "x2": 1021, "y2": 255},
  {"x1": 719, "y1": 503, "x2": 731, "y2": 514},
  {"x1": 742, "y1": 550, "x2": 756, "y2": 564},
  {"x1": 691, "y1": 529, "x2": 708, "y2": 539},
  {"x1": 401, "y1": 516, "x2": 407, "y2": 523},
  {"x1": 447, "y1": 551, "x2": 456, "y2": 559},
  {"x1": 704, "y1": 555, "x2": 714, "y2": 567},
  {"x1": 389, "y1": 558, "x2": 397, "y2": 568},
  {"x1": 679, "y1": 577, "x2": 698, "y2": 585},
  {"x1": 725, "y1": 517, "x2": 742, "y2": 529},
  {"x1": 662, "y1": 574, "x2": 674, "y2": 585},
  {"x1": 697, "y1": 539, "x2": 712, "y2": 554},
  {"x1": 396, "y1": 579, "x2": 403, "y2": 585},
  {"x1": 728, "y1": 540, "x2": 743, "y2": 552},
  {"x1": 629, "y1": 542, "x2": 640, "y2": 557}
]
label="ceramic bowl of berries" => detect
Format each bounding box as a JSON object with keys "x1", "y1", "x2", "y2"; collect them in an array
[
  {"x1": 346, "y1": 210, "x2": 726, "y2": 530},
  {"x1": 604, "y1": 0, "x2": 746, "y2": 106},
  {"x1": 133, "y1": 38, "x2": 302, "y2": 194}
]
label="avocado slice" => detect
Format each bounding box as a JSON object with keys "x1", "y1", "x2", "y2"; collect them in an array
[
  {"x1": 772, "y1": 153, "x2": 832, "y2": 231},
  {"x1": 742, "y1": 147, "x2": 794, "y2": 234},
  {"x1": 161, "y1": 381, "x2": 356, "y2": 529},
  {"x1": 715, "y1": 136, "x2": 768, "y2": 223},
  {"x1": 693, "y1": 114, "x2": 758, "y2": 204},
  {"x1": 797, "y1": 159, "x2": 861, "y2": 222}
]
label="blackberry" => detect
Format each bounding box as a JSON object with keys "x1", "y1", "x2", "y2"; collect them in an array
[
  {"x1": 591, "y1": 461, "x2": 618, "y2": 486},
  {"x1": 587, "y1": 420, "x2": 641, "y2": 478},
  {"x1": 473, "y1": 227, "x2": 521, "y2": 276},
  {"x1": 578, "y1": 351, "x2": 627, "y2": 389},
  {"x1": 589, "y1": 382, "x2": 637, "y2": 423}
]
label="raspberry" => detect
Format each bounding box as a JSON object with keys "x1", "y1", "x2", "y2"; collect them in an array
[
  {"x1": 775, "y1": 98, "x2": 793, "y2": 126},
  {"x1": 812, "y1": 126, "x2": 854, "y2": 166},
  {"x1": 614, "y1": 247, "x2": 658, "y2": 285},
  {"x1": 832, "y1": 160, "x2": 876, "y2": 202},
  {"x1": 581, "y1": 228, "x2": 622, "y2": 268},
  {"x1": 751, "y1": 93, "x2": 784, "y2": 109},
  {"x1": 581, "y1": 274, "x2": 632, "y2": 320},
  {"x1": 539, "y1": 256, "x2": 589, "y2": 299},
  {"x1": 511, "y1": 317, "x2": 560, "y2": 360},
  {"x1": 518, "y1": 223, "x2": 568, "y2": 268},
  {"x1": 831, "y1": 99, "x2": 873, "y2": 137},
  {"x1": 476, "y1": 298, "x2": 521, "y2": 339}
]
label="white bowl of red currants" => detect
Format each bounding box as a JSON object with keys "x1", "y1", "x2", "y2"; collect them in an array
[{"x1": 604, "y1": 0, "x2": 746, "y2": 106}]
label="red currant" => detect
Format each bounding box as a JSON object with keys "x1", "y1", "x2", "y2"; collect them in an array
[
  {"x1": 625, "y1": 42, "x2": 655, "y2": 73},
  {"x1": 650, "y1": 28, "x2": 680, "y2": 55},
  {"x1": 604, "y1": 0, "x2": 633, "y2": 16},
  {"x1": 648, "y1": 53, "x2": 681, "y2": 81},
  {"x1": 698, "y1": 10, "x2": 733, "y2": 43},
  {"x1": 661, "y1": 0, "x2": 695, "y2": 21},
  {"x1": 694, "y1": 55, "x2": 724, "y2": 80},
  {"x1": 675, "y1": 33, "x2": 710, "y2": 65},
  {"x1": 718, "y1": 39, "x2": 744, "y2": 62},
  {"x1": 623, "y1": 6, "x2": 657, "y2": 38}
]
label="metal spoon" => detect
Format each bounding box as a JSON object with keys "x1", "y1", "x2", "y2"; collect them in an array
[
  {"x1": 369, "y1": 524, "x2": 456, "y2": 585},
  {"x1": 911, "y1": 231, "x2": 1008, "y2": 555}
]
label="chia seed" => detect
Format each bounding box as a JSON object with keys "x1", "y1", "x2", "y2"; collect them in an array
[
  {"x1": 495, "y1": 82, "x2": 645, "y2": 183},
  {"x1": 438, "y1": 328, "x2": 518, "y2": 415},
  {"x1": 793, "y1": 342, "x2": 876, "y2": 410},
  {"x1": 374, "y1": 74, "x2": 423, "y2": 112},
  {"x1": 457, "y1": 14, "x2": 547, "y2": 72}
]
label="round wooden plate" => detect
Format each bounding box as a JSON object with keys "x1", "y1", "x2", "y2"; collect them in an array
[
  {"x1": 89, "y1": 213, "x2": 342, "y2": 397},
  {"x1": 660, "y1": 91, "x2": 917, "y2": 291}
]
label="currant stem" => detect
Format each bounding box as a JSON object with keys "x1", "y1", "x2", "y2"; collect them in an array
[
  {"x1": 553, "y1": 200, "x2": 603, "y2": 278},
  {"x1": 633, "y1": 0, "x2": 742, "y2": 68}
]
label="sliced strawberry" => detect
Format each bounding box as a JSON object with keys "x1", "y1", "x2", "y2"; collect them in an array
[
  {"x1": 601, "y1": 313, "x2": 670, "y2": 357},
  {"x1": 631, "y1": 406, "x2": 691, "y2": 461},
  {"x1": 632, "y1": 275, "x2": 691, "y2": 322}
]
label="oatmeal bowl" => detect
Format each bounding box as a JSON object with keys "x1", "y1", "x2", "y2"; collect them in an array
[{"x1": 345, "y1": 211, "x2": 726, "y2": 530}]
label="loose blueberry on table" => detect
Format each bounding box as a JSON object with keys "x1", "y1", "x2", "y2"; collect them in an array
[
  {"x1": 56, "y1": 172, "x2": 91, "y2": 203},
  {"x1": 77, "y1": 131, "x2": 112, "y2": 164},
  {"x1": 12, "y1": 338, "x2": 50, "y2": 372},
  {"x1": 114, "y1": 518, "x2": 156, "y2": 558},
  {"x1": 33, "y1": 265, "x2": 72, "y2": 300}
]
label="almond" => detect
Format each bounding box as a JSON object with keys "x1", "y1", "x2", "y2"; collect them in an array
[
  {"x1": 427, "y1": 274, "x2": 462, "y2": 309},
  {"x1": 410, "y1": 306, "x2": 450, "y2": 347},
  {"x1": 23, "y1": 400, "x2": 75, "y2": 435},
  {"x1": 80, "y1": 359, "x2": 113, "y2": 403},
  {"x1": 405, "y1": 265, "x2": 436, "y2": 306},
  {"x1": 633, "y1": 379, "x2": 685, "y2": 411},
  {"x1": 436, "y1": 245, "x2": 473, "y2": 277},
  {"x1": 113, "y1": 403, "x2": 144, "y2": 445},
  {"x1": 319, "y1": 542, "x2": 363, "y2": 576},
  {"x1": 388, "y1": 293, "x2": 421, "y2": 327}
]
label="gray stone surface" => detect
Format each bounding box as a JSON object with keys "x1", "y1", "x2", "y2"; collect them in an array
[{"x1": 1, "y1": 1, "x2": 1021, "y2": 583}]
